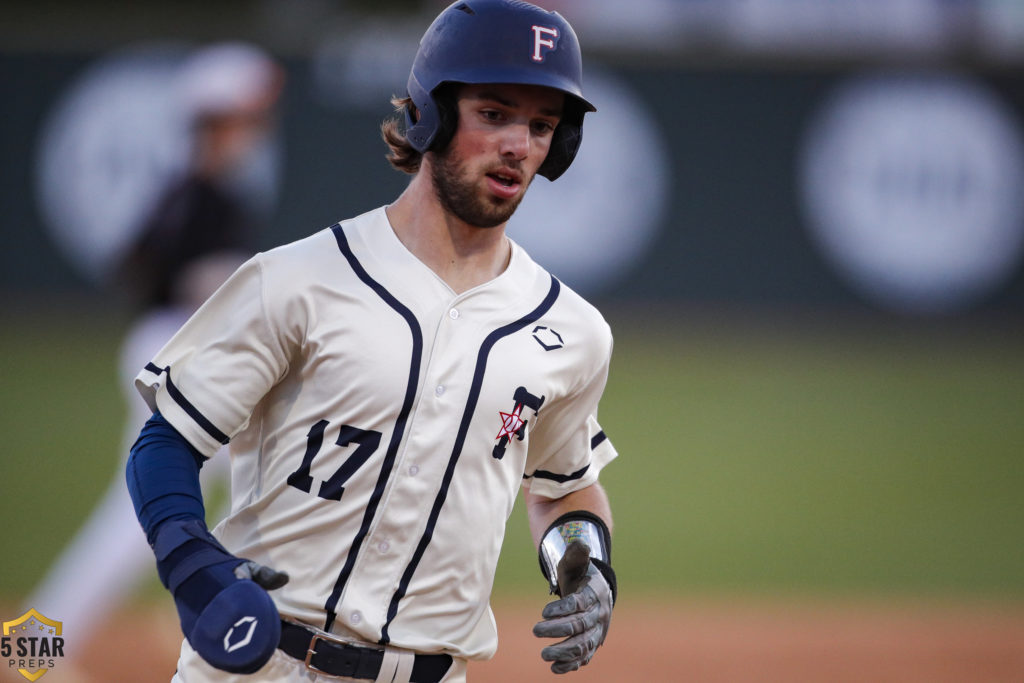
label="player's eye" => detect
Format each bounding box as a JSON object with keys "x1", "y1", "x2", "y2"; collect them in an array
[
  {"x1": 531, "y1": 120, "x2": 557, "y2": 136},
  {"x1": 480, "y1": 109, "x2": 504, "y2": 122}
]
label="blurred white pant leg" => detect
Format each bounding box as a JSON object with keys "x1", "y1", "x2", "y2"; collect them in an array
[{"x1": 24, "y1": 309, "x2": 204, "y2": 658}]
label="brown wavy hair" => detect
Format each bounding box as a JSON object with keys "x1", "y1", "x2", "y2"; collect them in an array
[{"x1": 380, "y1": 96, "x2": 422, "y2": 175}]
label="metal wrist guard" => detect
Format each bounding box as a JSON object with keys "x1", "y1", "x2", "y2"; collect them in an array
[{"x1": 538, "y1": 511, "x2": 612, "y2": 596}]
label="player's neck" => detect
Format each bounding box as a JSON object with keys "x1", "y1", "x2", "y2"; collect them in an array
[{"x1": 386, "y1": 179, "x2": 512, "y2": 295}]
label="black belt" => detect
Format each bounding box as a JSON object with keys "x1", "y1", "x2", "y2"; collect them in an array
[{"x1": 278, "y1": 620, "x2": 452, "y2": 682}]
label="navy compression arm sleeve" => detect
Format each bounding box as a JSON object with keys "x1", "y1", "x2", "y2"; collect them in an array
[{"x1": 126, "y1": 411, "x2": 208, "y2": 544}]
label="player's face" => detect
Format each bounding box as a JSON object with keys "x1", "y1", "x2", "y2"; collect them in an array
[{"x1": 431, "y1": 84, "x2": 563, "y2": 228}]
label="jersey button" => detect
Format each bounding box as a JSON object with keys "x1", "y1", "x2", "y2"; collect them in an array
[
  {"x1": 378, "y1": 541, "x2": 390, "y2": 553},
  {"x1": 434, "y1": 384, "x2": 445, "y2": 397},
  {"x1": 409, "y1": 464, "x2": 420, "y2": 476},
  {"x1": 448, "y1": 308, "x2": 460, "y2": 320},
  {"x1": 350, "y1": 611, "x2": 362, "y2": 625}
]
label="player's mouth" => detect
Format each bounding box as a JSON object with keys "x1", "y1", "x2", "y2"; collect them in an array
[{"x1": 485, "y1": 168, "x2": 523, "y2": 200}]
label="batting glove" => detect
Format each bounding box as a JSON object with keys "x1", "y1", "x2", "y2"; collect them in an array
[
  {"x1": 533, "y1": 541, "x2": 615, "y2": 673},
  {"x1": 152, "y1": 518, "x2": 289, "y2": 674},
  {"x1": 533, "y1": 509, "x2": 617, "y2": 675}
]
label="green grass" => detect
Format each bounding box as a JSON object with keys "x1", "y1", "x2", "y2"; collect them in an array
[
  {"x1": 0, "y1": 310, "x2": 127, "y2": 595},
  {"x1": 2, "y1": 307, "x2": 1022, "y2": 604}
]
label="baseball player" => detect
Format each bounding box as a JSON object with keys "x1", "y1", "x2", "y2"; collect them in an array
[{"x1": 126, "y1": 2, "x2": 617, "y2": 681}]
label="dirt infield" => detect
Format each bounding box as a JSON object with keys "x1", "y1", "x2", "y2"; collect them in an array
[
  {"x1": 476, "y1": 598, "x2": 1024, "y2": 682},
  {"x1": 3, "y1": 598, "x2": 1023, "y2": 682}
]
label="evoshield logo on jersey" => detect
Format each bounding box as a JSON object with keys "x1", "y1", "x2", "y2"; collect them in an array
[
  {"x1": 493, "y1": 386, "x2": 545, "y2": 460},
  {"x1": 531, "y1": 25, "x2": 559, "y2": 62},
  {"x1": 532, "y1": 325, "x2": 563, "y2": 351}
]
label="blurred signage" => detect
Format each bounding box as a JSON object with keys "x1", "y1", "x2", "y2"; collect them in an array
[{"x1": 798, "y1": 72, "x2": 1024, "y2": 314}]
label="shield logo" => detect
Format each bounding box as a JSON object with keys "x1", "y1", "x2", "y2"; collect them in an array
[{"x1": 2, "y1": 609, "x2": 64, "y2": 681}]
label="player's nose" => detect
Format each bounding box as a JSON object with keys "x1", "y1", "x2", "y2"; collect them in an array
[{"x1": 498, "y1": 123, "x2": 531, "y2": 160}]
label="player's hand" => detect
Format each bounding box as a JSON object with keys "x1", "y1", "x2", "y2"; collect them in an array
[
  {"x1": 152, "y1": 518, "x2": 289, "y2": 674},
  {"x1": 532, "y1": 541, "x2": 614, "y2": 674}
]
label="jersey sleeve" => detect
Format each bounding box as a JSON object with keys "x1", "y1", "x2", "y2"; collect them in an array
[
  {"x1": 134, "y1": 254, "x2": 298, "y2": 457},
  {"x1": 523, "y1": 325, "x2": 618, "y2": 499}
]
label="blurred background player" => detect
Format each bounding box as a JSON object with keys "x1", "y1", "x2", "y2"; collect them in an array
[{"x1": 24, "y1": 41, "x2": 285, "y2": 664}]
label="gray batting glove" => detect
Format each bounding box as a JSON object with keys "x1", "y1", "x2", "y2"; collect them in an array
[
  {"x1": 234, "y1": 559, "x2": 290, "y2": 590},
  {"x1": 532, "y1": 542, "x2": 614, "y2": 674}
]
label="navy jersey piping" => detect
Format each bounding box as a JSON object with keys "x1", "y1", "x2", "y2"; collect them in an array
[
  {"x1": 323, "y1": 223, "x2": 424, "y2": 633},
  {"x1": 144, "y1": 363, "x2": 230, "y2": 445},
  {"x1": 380, "y1": 275, "x2": 561, "y2": 645},
  {"x1": 523, "y1": 463, "x2": 590, "y2": 484}
]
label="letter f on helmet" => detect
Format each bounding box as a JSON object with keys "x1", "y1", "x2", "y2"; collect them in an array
[{"x1": 531, "y1": 25, "x2": 560, "y2": 62}]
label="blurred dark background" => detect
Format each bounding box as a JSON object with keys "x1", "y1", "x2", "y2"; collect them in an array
[{"x1": 5, "y1": 0, "x2": 1024, "y2": 321}]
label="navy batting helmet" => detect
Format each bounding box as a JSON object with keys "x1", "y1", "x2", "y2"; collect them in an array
[{"x1": 405, "y1": 0, "x2": 596, "y2": 181}]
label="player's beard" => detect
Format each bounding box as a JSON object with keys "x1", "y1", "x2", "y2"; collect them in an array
[{"x1": 430, "y1": 146, "x2": 528, "y2": 229}]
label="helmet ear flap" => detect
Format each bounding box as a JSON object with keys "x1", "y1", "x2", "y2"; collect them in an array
[
  {"x1": 427, "y1": 84, "x2": 459, "y2": 154},
  {"x1": 539, "y1": 121, "x2": 581, "y2": 181},
  {"x1": 404, "y1": 82, "x2": 459, "y2": 155},
  {"x1": 538, "y1": 97, "x2": 587, "y2": 181}
]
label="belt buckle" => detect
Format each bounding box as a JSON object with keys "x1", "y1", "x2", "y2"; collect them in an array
[
  {"x1": 304, "y1": 633, "x2": 333, "y2": 676},
  {"x1": 301, "y1": 628, "x2": 381, "y2": 679}
]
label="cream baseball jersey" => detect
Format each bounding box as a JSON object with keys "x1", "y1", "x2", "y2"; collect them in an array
[{"x1": 135, "y1": 206, "x2": 617, "y2": 660}]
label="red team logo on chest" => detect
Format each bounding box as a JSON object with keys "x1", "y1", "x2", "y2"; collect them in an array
[
  {"x1": 493, "y1": 386, "x2": 545, "y2": 460},
  {"x1": 496, "y1": 406, "x2": 526, "y2": 441}
]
